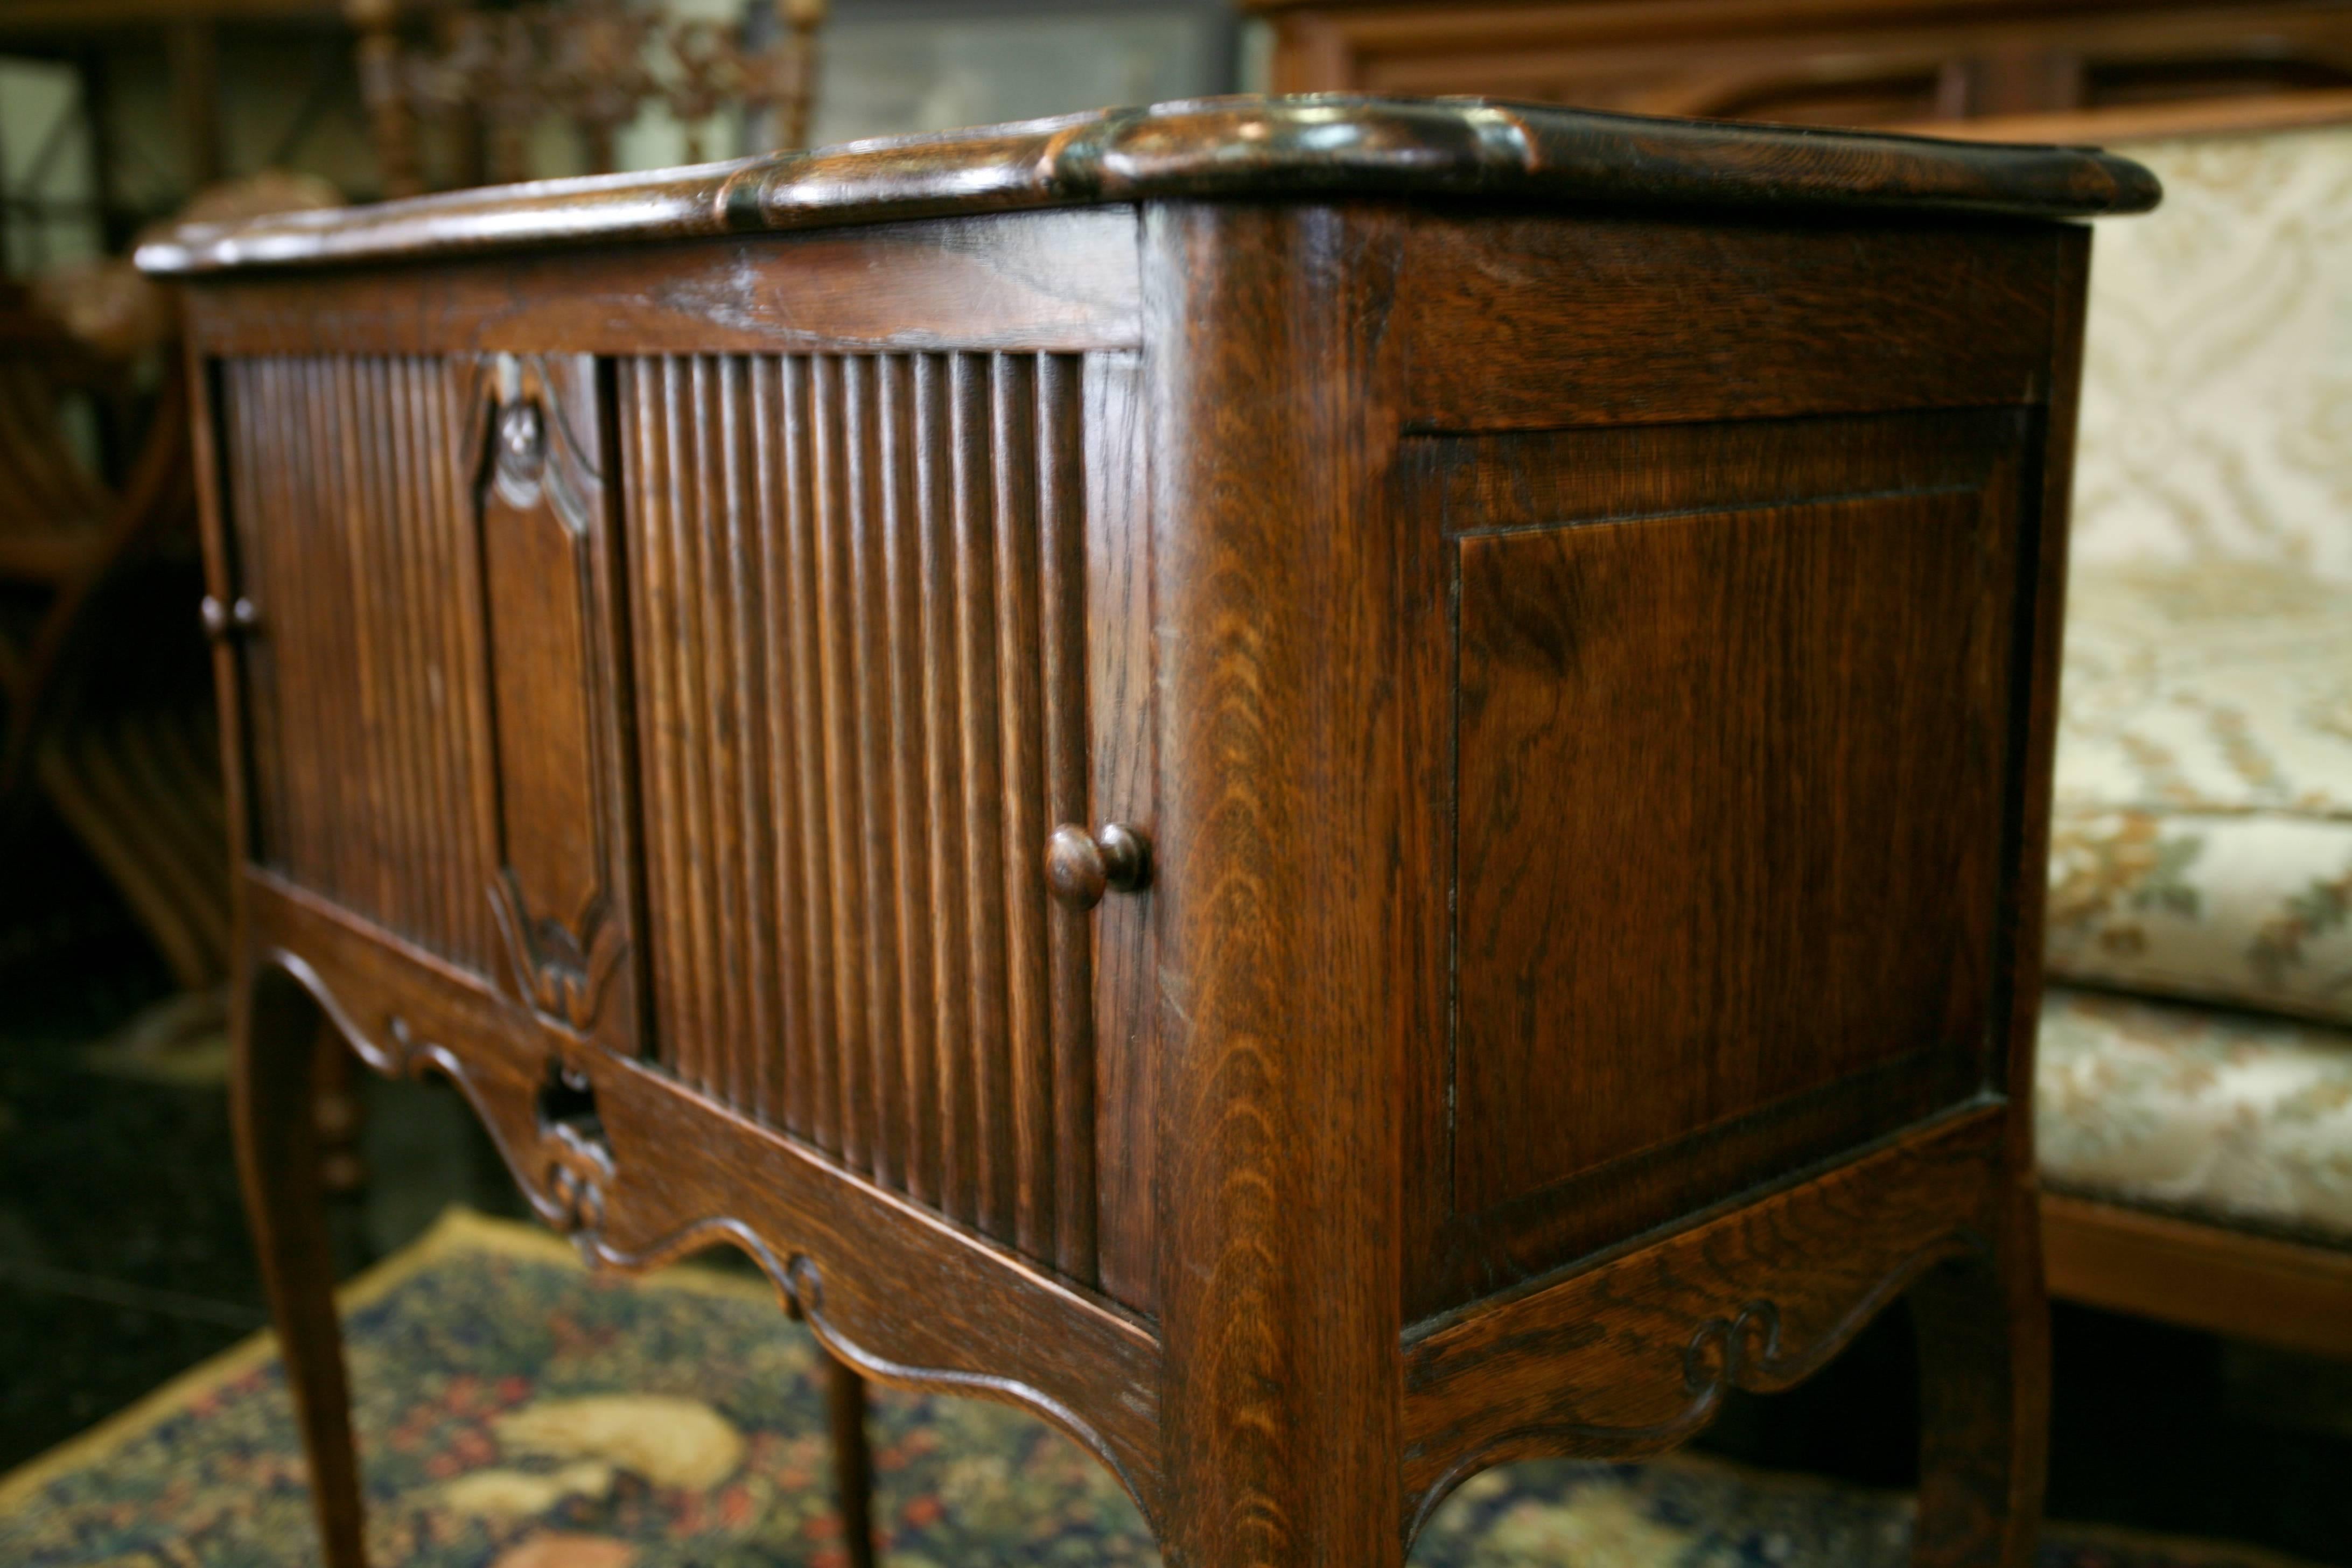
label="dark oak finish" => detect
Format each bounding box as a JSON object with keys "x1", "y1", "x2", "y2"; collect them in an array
[
  {"x1": 1405, "y1": 406, "x2": 2035, "y2": 1312},
  {"x1": 139, "y1": 94, "x2": 2153, "y2": 278},
  {"x1": 1454, "y1": 493, "x2": 1995, "y2": 1190},
  {"x1": 240, "y1": 870, "x2": 1167, "y2": 1507},
  {"x1": 175, "y1": 209, "x2": 1145, "y2": 359},
  {"x1": 1395, "y1": 213, "x2": 2065, "y2": 430},
  {"x1": 148, "y1": 95, "x2": 2146, "y2": 1567},
  {"x1": 821, "y1": 1357, "x2": 877, "y2": 1568}
]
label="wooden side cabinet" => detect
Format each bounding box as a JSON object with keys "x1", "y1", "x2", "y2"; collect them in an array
[{"x1": 141, "y1": 97, "x2": 2158, "y2": 1568}]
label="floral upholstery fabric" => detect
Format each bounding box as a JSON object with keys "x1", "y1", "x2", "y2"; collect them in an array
[
  {"x1": 2071, "y1": 121, "x2": 2352, "y2": 577},
  {"x1": 2037, "y1": 986, "x2": 2352, "y2": 1243},
  {"x1": 2046, "y1": 562, "x2": 2352, "y2": 1025},
  {"x1": 2036, "y1": 118, "x2": 2352, "y2": 1245}
]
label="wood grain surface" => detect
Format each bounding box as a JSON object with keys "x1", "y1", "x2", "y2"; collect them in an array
[
  {"x1": 1452, "y1": 488, "x2": 2000, "y2": 1205},
  {"x1": 1401, "y1": 1107, "x2": 2005, "y2": 1534},
  {"x1": 218, "y1": 354, "x2": 501, "y2": 976},
  {"x1": 240, "y1": 872, "x2": 1166, "y2": 1523},
  {"x1": 179, "y1": 154, "x2": 2116, "y2": 1564},
  {"x1": 181, "y1": 211, "x2": 1143, "y2": 360},
  {"x1": 138, "y1": 94, "x2": 2155, "y2": 277},
  {"x1": 1144, "y1": 199, "x2": 1413, "y2": 1567},
  {"x1": 1396, "y1": 405, "x2": 2036, "y2": 1315},
  {"x1": 618, "y1": 347, "x2": 1108, "y2": 1284},
  {"x1": 1399, "y1": 212, "x2": 2065, "y2": 431}
]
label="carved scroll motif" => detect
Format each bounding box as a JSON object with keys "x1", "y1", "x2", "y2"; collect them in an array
[
  {"x1": 476, "y1": 353, "x2": 635, "y2": 1047},
  {"x1": 340, "y1": 975, "x2": 1153, "y2": 1528},
  {"x1": 1403, "y1": 1256, "x2": 1974, "y2": 1544}
]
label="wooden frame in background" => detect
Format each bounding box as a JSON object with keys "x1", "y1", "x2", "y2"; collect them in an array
[{"x1": 1965, "y1": 90, "x2": 2352, "y2": 1366}]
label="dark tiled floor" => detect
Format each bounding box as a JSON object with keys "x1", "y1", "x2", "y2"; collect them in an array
[
  {"x1": 0, "y1": 940, "x2": 254, "y2": 1466},
  {"x1": 0, "y1": 922, "x2": 522, "y2": 1474},
  {"x1": 2, "y1": 925, "x2": 2348, "y2": 1563}
]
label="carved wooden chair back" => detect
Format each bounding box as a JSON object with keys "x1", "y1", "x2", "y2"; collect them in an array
[
  {"x1": 0, "y1": 299, "x2": 116, "y2": 575},
  {"x1": 0, "y1": 288, "x2": 224, "y2": 992},
  {"x1": 346, "y1": 0, "x2": 827, "y2": 199}
]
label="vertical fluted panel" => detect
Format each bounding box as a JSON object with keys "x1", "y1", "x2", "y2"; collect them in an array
[
  {"x1": 218, "y1": 356, "x2": 499, "y2": 975},
  {"x1": 619, "y1": 351, "x2": 1095, "y2": 1278},
  {"x1": 950, "y1": 353, "x2": 1014, "y2": 1240},
  {"x1": 1037, "y1": 353, "x2": 1097, "y2": 1282}
]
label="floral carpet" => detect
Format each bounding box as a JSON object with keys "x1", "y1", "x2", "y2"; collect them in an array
[{"x1": 0, "y1": 1211, "x2": 2318, "y2": 1568}]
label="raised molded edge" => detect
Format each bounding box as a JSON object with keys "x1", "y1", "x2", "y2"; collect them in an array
[{"x1": 137, "y1": 93, "x2": 2159, "y2": 276}]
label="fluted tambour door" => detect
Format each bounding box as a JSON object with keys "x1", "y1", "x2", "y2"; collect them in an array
[
  {"x1": 220, "y1": 353, "x2": 643, "y2": 1059},
  {"x1": 219, "y1": 355, "x2": 501, "y2": 977},
  {"x1": 617, "y1": 351, "x2": 1136, "y2": 1290}
]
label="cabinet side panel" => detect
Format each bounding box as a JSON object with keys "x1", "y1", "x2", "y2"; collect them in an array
[
  {"x1": 218, "y1": 355, "x2": 500, "y2": 978},
  {"x1": 1453, "y1": 488, "x2": 1998, "y2": 1207},
  {"x1": 1405, "y1": 407, "x2": 2033, "y2": 1318}
]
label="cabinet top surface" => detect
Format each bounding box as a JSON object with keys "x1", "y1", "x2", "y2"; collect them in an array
[{"x1": 137, "y1": 93, "x2": 2156, "y2": 277}]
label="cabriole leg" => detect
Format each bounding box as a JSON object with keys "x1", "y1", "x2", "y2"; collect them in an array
[{"x1": 230, "y1": 963, "x2": 369, "y2": 1568}]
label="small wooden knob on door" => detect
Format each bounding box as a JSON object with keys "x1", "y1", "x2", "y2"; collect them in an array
[
  {"x1": 1045, "y1": 823, "x2": 1150, "y2": 910},
  {"x1": 200, "y1": 594, "x2": 260, "y2": 641}
]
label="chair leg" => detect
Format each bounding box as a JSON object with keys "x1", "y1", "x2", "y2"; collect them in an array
[
  {"x1": 824, "y1": 1354, "x2": 878, "y2": 1568},
  {"x1": 1909, "y1": 1200, "x2": 2049, "y2": 1568},
  {"x1": 231, "y1": 964, "x2": 370, "y2": 1568}
]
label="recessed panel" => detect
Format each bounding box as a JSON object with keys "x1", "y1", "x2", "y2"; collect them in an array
[
  {"x1": 477, "y1": 354, "x2": 637, "y2": 1056},
  {"x1": 1452, "y1": 487, "x2": 2005, "y2": 1214}
]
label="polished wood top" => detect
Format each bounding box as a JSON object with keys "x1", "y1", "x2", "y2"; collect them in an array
[{"x1": 138, "y1": 93, "x2": 2157, "y2": 276}]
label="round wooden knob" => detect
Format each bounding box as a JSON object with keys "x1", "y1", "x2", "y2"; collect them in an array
[
  {"x1": 200, "y1": 594, "x2": 260, "y2": 641},
  {"x1": 1045, "y1": 823, "x2": 1150, "y2": 910}
]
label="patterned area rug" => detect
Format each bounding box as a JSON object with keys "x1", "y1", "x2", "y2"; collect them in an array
[{"x1": 0, "y1": 1210, "x2": 2318, "y2": 1568}]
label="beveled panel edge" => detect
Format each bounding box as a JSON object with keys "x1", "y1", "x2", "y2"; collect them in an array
[
  {"x1": 1419, "y1": 1047, "x2": 1960, "y2": 1314},
  {"x1": 1397, "y1": 1105, "x2": 2006, "y2": 1541},
  {"x1": 138, "y1": 93, "x2": 2155, "y2": 277},
  {"x1": 241, "y1": 869, "x2": 1166, "y2": 1525}
]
